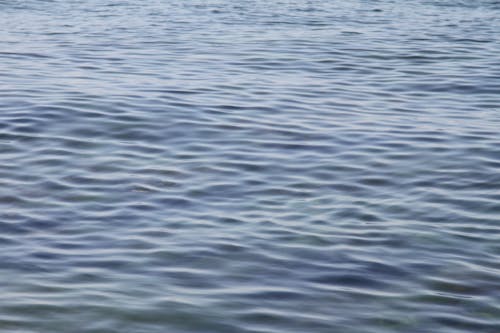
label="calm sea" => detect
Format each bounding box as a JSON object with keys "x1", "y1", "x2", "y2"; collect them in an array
[{"x1": 1, "y1": 0, "x2": 499, "y2": 332}]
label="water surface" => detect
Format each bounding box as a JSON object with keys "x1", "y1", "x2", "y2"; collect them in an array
[{"x1": 1, "y1": 0, "x2": 500, "y2": 332}]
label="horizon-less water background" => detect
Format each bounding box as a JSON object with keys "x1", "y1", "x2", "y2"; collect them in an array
[{"x1": 1, "y1": 0, "x2": 500, "y2": 332}]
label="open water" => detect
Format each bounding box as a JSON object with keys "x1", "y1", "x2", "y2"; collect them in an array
[{"x1": 1, "y1": 0, "x2": 500, "y2": 332}]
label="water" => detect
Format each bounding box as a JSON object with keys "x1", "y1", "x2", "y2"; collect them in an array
[{"x1": 1, "y1": 0, "x2": 500, "y2": 331}]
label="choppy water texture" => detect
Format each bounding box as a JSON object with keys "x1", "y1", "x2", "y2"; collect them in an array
[{"x1": 1, "y1": 0, "x2": 500, "y2": 332}]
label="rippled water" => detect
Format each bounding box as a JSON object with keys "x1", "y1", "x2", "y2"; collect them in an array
[{"x1": 1, "y1": 0, "x2": 500, "y2": 332}]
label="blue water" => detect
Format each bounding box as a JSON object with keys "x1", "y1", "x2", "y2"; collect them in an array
[{"x1": 1, "y1": 0, "x2": 500, "y2": 332}]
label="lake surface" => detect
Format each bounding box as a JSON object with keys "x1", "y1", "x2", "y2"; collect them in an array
[{"x1": 1, "y1": 0, "x2": 500, "y2": 332}]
